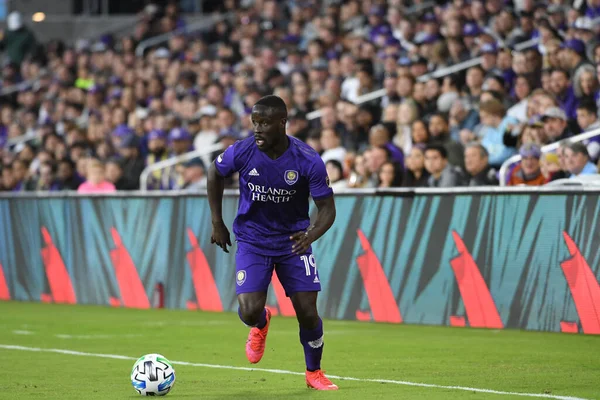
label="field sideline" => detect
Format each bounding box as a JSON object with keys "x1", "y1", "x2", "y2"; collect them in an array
[{"x1": 0, "y1": 302, "x2": 598, "y2": 399}]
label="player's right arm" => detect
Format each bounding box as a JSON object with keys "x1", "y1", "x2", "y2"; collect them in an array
[{"x1": 207, "y1": 146, "x2": 238, "y2": 253}]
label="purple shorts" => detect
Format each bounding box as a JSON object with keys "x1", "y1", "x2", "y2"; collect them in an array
[{"x1": 235, "y1": 247, "x2": 322, "y2": 297}]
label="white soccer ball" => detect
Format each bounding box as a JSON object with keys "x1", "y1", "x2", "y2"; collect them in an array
[{"x1": 131, "y1": 353, "x2": 176, "y2": 396}]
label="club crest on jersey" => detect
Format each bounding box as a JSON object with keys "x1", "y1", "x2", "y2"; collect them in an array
[
  {"x1": 284, "y1": 170, "x2": 299, "y2": 185},
  {"x1": 236, "y1": 270, "x2": 246, "y2": 286}
]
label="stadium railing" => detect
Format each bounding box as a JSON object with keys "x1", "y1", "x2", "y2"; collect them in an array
[
  {"x1": 498, "y1": 128, "x2": 600, "y2": 186},
  {"x1": 305, "y1": 37, "x2": 540, "y2": 121},
  {"x1": 139, "y1": 142, "x2": 224, "y2": 191}
]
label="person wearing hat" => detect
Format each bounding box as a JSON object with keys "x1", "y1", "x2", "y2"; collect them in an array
[
  {"x1": 181, "y1": 157, "x2": 207, "y2": 192},
  {"x1": 169, "y1": 127, "x2": 193, "y2": 156},
  {"x1": 0, "y1": 11, "x2": 37, "y2": 66},
  {"x1": 541, "y1": 106, "x2": 573, "y2": 142},
  {"x1": 119, "y1": 134, "x2": 145, "y2": 190},
  {"x1": 409, "y1": 56, "x2": 429, "y2": 78},
  {"x1": 508, "y1": 143, "x2": 546, "y2": 186},
  {"x1": 111, "y1": 124, "x2": 135, "y2": 148},
  {"x1": 145, "y1": 129, "x2": 170, "y2": 190},
  {"x1": 572, "y1": 17, "x2": 596, "y2": 44},
  {"x1": 479, "y1": 43, "x2": 500, "y2": 74},
  {"x1": 558, "y1": 39, "x2": 593, "y2": 79},
  {"x1": 565, "y1": 142, "x2": 598, "y2": 177}
]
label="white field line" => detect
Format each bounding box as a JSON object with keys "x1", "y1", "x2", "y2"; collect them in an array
[
  {"x1": 0, "y1": 344, "x2": 592, "y2": 400},
  {"x1": 11, "y1": 330, "x2": 141, "y2": 340}
]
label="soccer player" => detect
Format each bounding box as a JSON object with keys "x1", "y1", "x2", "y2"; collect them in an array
[{"x1": 207, "y1": 95, "x2": 338, "y2": 390}]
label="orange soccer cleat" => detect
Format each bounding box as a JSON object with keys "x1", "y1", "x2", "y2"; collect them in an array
[
  {"x1": 305, "y1": 369, "x2": 339, "y2": 390},
  {"x1": 245, "y1": 308, "x2": 272, "y2": 364}
]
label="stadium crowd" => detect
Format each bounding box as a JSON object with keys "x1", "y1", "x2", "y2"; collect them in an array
[{"x1": 2, "y1": 0, "x2": 600, "y2": 192}]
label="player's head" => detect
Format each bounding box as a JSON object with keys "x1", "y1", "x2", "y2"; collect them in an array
[{"x1": 251, "y1": 95, "x2": 288, "y2": 151}]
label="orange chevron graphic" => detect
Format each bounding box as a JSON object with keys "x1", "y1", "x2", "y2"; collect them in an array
[
  {"x1": 560, "y1": 232, "x2": 600, "y2": 335},
  {"x1": 355, "y1": 229, "x2": 402, "y2": 323},
  {"x1": 450, "y1": 231, "x2": 503, "y2": 329},
  {"x1": 186, "y1": 228, "x2": 223, "y2": 312}
]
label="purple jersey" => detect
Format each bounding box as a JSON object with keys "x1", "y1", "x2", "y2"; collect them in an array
[{"x1": 215, "y1": 135, "x2": 333, "y2": 256}]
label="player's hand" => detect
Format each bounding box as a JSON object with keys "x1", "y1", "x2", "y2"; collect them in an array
[
  {"x1": 290, "y1": 230, "x2": 314, "y2": 255},
  {"x1": 211, "y1": 220, "x2": 232, "y2": 253}
]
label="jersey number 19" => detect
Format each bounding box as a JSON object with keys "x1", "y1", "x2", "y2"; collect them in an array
[{"x1": 300, "y1": 254, "x2": 317, "y2": 276}]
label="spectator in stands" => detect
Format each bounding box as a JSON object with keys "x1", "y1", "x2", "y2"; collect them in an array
[
  {"x1": 0, "y1": 12, "x2": 38, "y2": 66},
  {"x1": 118, "y1": 135, "x2": 144, "y2": 190},
  {"x1": 0, "y1": 165, "x2": 15, "y2": 191},
  {"x1": 377, "y1": 161, "x2": 403, "y2": 188},
  {"x1": 411, "y1": 120, "x2": 429, "y2": 147},
  {"x1": 541, "y1": 107, "x2": 573, "y2": 143},
  {"x1": 56, "y1": 159, "x2": 82, "y2": 191},
  {"x1": 575, "y1": 99, "x2": 600, "y2": 161},
  {"x1": 320, "y1": 128, "x2": 346, "y2": 165},
  {"x1": 325, "y1": 160, "x2": 347, "y2": 192},
  {"x1": 507, "y1": 75, "x2": 533, "y2": 122},
  {"x1": 565, "y1": 142, "x2": 598, "y2": 177},
  {"x1": 368, "y1": 124, "x2": 404, "y2": 167},
  {"x1": 347, "y1": 154, "x2": 369, "y2": 189},
  {"x1": 558, "y1": 39, "x2": 592, "y2": 80},
  {"x1": 464, "y1": 143, "x2": 499, "y2": 186},
  {"x1": 465, "y1": 66, "x2": 485, "y2": 107},
  {"x1": 508, "y1": 143, "x2": 546, "y2": 186},
  {"x1": 366, "y1": 146, "x2": 391, "y2": 187},
  {"x1": 428, "y1": 113, "x2": 464, "y2": 168},
  {"x1": 549, "y1": 68, "x2": 578, "y2": 120},
  {"x1": 402, "y1": 145, "x2": 429, "y2": 187},
  {"x1": 105, "y1": 158, "x2": 129, "y2": 190},
  {"x1": 180, "y1": 157, "x2": 206, "y2": 192},
  {"x1": 449, "y1": 99, "x2": 479, "y2": 142},
  {"x1": 479, "y1": 99, "x2": 518, "y2": 168},
  {"x1": 77, "y1": 159, "x2": 116, "y2": 193},
  {"x1": 35, "y1": 162, "x2": 61, "y2": 191},
  {"x1": 540, "y1": 152, "x2": 561, "y2": 182},
  {"x1": 573, "y1": 64, "x2": 598, "y2": 100},
  {"x1": 12, "y1": 159, "x2": 32, "y2": 191},
  {"x1": 424, "y1": 144, "x2": 465, "y2": 187}
]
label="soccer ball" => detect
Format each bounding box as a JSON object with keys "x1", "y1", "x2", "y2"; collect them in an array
[{"x1": 131, "y1": 353, "x2": 176, "y2": 396}]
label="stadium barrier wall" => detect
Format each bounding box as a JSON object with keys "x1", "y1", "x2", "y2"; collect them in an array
[{"x1": 0, "y1": 189, "x2": 599, "y2": 335}]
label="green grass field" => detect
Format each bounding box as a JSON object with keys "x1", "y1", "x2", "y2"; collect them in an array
[{"x1": 0, "y1": 302, "x2": 598, "y2": 400}]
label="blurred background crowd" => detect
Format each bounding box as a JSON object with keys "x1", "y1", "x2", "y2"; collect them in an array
[{"x1": 2, "y1": 0, "x2": 600, "y2": 193}]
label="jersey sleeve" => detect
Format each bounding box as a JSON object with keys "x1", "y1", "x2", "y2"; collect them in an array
[
  {"x1": 214, "y1": 143, "x2": 238, "y2": 177},
  {"x1": 308, "y1": 156, "x2": 334, "y2": 200}
]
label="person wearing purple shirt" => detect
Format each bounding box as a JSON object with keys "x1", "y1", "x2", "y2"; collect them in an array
[
  {"x1": 208, "y1": 95, "x2": 338, "y2": 391},
  {"x1": 550, "y1": 68, "x2": 579, "y2": 121}
]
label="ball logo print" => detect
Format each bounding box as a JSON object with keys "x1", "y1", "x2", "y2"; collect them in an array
[
  {"x1": 284, "y1": 170, "x2": 299, "y2": 185},
  {"x1": 130, "y1": 353, "x2": 176, "y2": 396},
  {"x1": 237, "y1": 270, "x2": 246, "y2": 286}
]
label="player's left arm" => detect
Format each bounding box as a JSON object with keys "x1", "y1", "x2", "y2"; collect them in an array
[{"x1": 291, "y1": 157, "x2": 336, "y2": 254}]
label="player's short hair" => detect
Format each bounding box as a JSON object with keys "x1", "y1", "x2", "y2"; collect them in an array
[
  {"x1": 425, "y1": 143, "x2": 448, "y2": 159},
  {"x1": 254, "y1": 95, "x2": 288, "y2": 118}
]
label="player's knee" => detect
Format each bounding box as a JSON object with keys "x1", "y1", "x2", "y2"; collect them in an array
[
  {"x1": 296, "y1": 308, "x2": 319, "y2": 329},
  {"x1": 238, "y1": 302, "x2": 263, "y2": 326}
]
